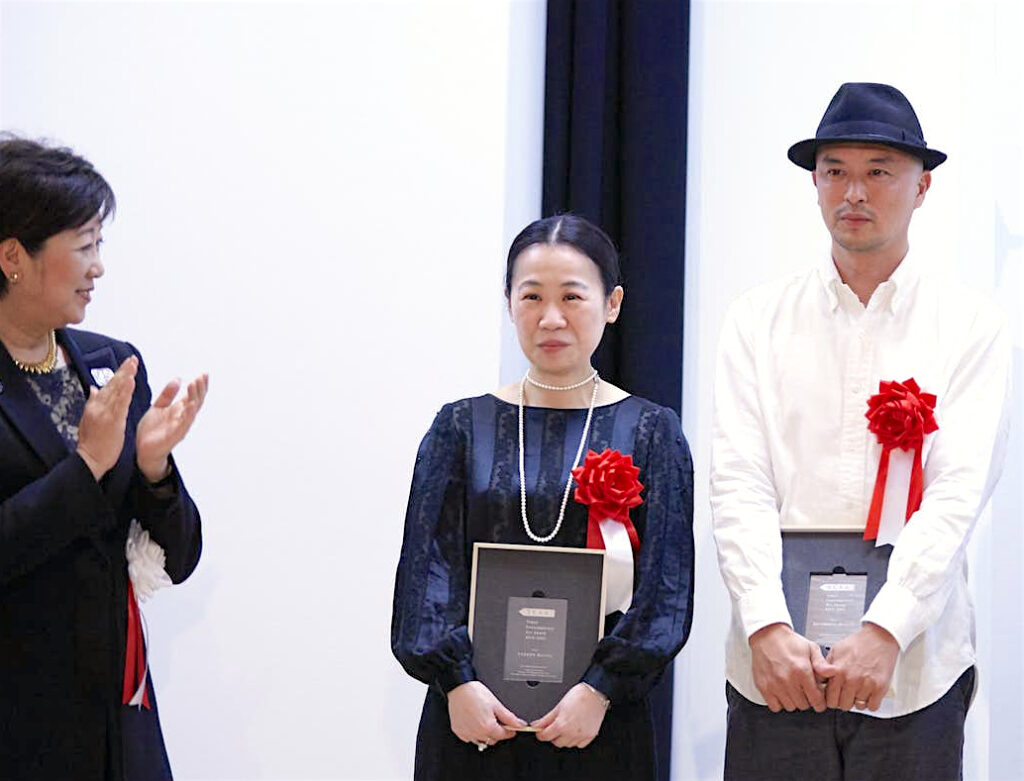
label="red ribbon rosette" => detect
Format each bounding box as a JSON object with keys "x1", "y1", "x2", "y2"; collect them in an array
[
  {"x1": 571, "y1": 448, "x2": 644, "y2": 554},
  {"x1": 863, "y1": 378, "x2": 938, "y2": 541}
]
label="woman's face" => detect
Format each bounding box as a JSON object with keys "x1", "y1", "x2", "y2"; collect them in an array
[
  {"x1": 507, "y1": 242, "x2": 623, "y2": 381},
  {"x1": 10, "y1": 215, "x2": 105, "y2": 328}
]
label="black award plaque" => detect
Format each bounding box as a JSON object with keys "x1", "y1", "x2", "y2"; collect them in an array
[
  {"x1": 781, "y1": 532, "x2": 892, "y2": 655},
  {"x1": 468, "y1": 543, "x2": 606, "y2": 724}
]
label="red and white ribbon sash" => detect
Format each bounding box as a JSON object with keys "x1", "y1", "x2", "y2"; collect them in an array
[
  {"x1": 863, "y1": 378, "x2": 938, "y2": 545},
  {"x1": 594, "y1": 518, "x2": 636, "y2": 614},
  {"x1": 572, "y1": 448, "x2": 644, "y2": 613},
  {"x1": 122, "y1": 581, "x2": 151, "y2": 709}
]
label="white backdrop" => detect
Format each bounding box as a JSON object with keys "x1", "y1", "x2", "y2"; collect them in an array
[
  {"x1": 2, "y1": 1, "x2": 1022, "y2": 779},
  {"x1": 677, "y1": 2, "x2": 1024, "y2": 780},
  {"x1": 1, "y1": 1, "x2": 543, "y2": 779}
]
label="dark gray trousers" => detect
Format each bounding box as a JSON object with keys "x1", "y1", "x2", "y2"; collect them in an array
[{"x1": 724, "y1": 667, "x2": 974, "y2": 781}]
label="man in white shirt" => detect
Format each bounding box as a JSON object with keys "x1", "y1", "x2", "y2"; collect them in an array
[{"x1": 711, "y1": 82, "x2": 1011, "y2": 780}]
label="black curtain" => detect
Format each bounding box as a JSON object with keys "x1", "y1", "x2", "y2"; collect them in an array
[{"x1": 542, "y1": 1, "x2": 690, "y2": 778}]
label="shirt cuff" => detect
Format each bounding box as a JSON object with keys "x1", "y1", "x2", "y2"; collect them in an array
[
  {"x1": 736, "y1": 584, "x2": 793, "y2": 639},
  {"x1": 436, "y1": 659, "x2": 477, "y2": 694},
  {"x1": 581, "y1": 664, "x2": 628, "y2": 705},
  {"x1": 861, "y1": 581, "x2": 919, "y2": 651}
]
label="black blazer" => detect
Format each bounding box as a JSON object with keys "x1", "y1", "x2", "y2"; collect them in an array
[{"x1": 0, "y1": 328, "x2": 202, "y2": 781}]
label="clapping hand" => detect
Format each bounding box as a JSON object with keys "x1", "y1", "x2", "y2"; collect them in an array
[
  {"x1": 136, "y1": 373, "x2": 209, "y2": 482},
  {"x1": 77, "y1": 356, "x2": 138, "y2": 480}
]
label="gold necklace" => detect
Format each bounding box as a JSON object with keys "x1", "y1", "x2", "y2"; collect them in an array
[{"x1": 12, "y1": 330, "x2": 58, "y2": 374}]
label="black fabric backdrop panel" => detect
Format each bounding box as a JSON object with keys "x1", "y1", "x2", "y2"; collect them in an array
[
  {"x1": 543, "y1": 0, "x2": 689, "y2": 413},
  {"x1": 542, "y1": 2, "x2": 690, "y2": 778}
]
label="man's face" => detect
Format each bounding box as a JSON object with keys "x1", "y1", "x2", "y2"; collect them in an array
[{"x1": 812, "y1": 143, "x2": 930, "y2": 258}]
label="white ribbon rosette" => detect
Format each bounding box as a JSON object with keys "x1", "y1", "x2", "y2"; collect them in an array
[
  {"x1": 123, "y1": 520, "x2": 171, "y2": 707},
  {"x1": 126, "y1": 519, "x2": 172, "y2": 602}
]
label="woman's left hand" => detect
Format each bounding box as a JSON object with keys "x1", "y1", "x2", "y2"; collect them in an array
[
  {"x1": 136, "y1": 373, "x2": 209, "y2": 482},
  {"x1": 531, "y1": 683, "x2": 608, "y2": 749}
]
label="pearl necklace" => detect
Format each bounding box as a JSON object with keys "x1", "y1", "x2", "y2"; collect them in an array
[
  {"x1": 518, "y1": 371, "x2": 600, "y2": 543},
  {"x1": 12, "y1": 330, "x2": 58, "y2": 374},
  {"x1": 525, "y1": 369, "x2": 598, "y2": 391}
]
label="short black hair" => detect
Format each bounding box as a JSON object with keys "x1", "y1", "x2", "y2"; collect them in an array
[
  {"x1": 0, "y1": 135, "x2": 116, "y2": 296},
  {"x1": 504, "y1": 214, "x2": 620, "y2": 298}
]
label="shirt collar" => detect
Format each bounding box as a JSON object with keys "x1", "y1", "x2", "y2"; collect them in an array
[
  {"x1": 818, "y1": 250, "x2": 920, "y2": 315},
  {"x1": 886, "y1": 250, "x2": 920, "y2": 314},
  {"x1": 818, "y1": 255, "x2": 844, "y2": 312}
]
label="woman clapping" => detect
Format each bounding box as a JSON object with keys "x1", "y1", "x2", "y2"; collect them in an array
[{"x1": 0, "y1": 136, "x2": 207, "y2": 781}]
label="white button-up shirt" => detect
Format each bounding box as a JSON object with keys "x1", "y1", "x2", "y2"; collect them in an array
[{"x1": 710, "y1": 251, "x2": 1012, "y2": 718}]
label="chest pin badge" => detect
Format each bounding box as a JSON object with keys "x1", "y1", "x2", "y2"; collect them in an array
[{"x1": 91, "y1": 367, "x2": 115, "y2": 387}]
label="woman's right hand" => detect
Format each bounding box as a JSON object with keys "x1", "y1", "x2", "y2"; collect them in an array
[
  {"x1": 76, "y1": 356, "x2": 137, "y2": 480},
  {"x1": 447, "y1": 681, "x2": 523, "y2": 748}
]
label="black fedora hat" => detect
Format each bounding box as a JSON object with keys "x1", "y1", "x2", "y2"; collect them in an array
[{"x1": 788, "y1": 83, "x2": 946, "y2": 171}]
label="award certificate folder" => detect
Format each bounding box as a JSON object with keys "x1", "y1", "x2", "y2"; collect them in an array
[
  {"x1": 781, "y1": 532, "x2": 892, "y2": 654},
  {"x1": 468, "y1": 543, "x2": 607, "y2": 724}
]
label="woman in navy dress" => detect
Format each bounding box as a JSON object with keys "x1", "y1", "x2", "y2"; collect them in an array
[
  {"x1": 392, "y1": 214, "x2": 694, "y2": 780},
  {"x1": 0, "y1": 136, "x2": 208, "y2": 780}
]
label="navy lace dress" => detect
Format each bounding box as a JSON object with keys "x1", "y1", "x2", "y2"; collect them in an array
[{"x1": 391, "y1": 394, "x2": 694, "y2": 780}]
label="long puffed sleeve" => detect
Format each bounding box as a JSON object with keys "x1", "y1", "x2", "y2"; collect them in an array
[
  {"x1": 391, "y1": 404, "x2": 476, "y2": 693},
  {"x1": 581, "y1": 406, "x2": 695, "y2": 704}
]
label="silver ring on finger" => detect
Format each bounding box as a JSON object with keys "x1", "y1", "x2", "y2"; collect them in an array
[{"x1": 853, "y1": 699, "x2": 868, "y2": 709}]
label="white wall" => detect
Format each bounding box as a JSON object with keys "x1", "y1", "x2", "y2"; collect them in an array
[
  {"x1": 1, "y1": 1, "x2": 544, "y2": 778},
  {"x1": 5, "y1": 1, "x2": 1022, "y2": 779},
  {"x1": 678, "y1": 1, "x2": 1024, "y2": 779}
]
